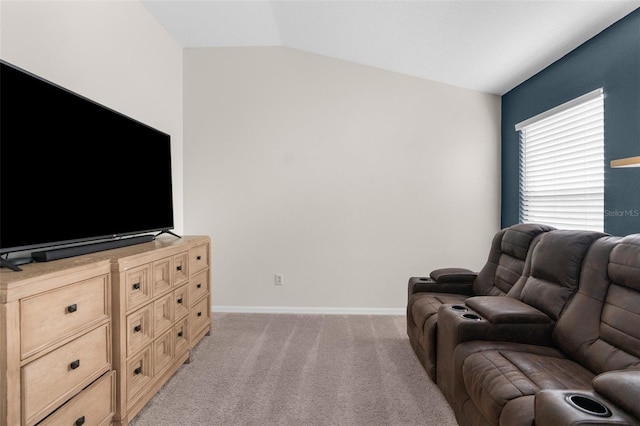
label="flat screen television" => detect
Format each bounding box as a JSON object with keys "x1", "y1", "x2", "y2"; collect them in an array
[{"x1": 0, "y1": 60, "x2": 175, "y2": 268}]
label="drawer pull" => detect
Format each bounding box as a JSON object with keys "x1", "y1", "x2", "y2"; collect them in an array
[
  {"x1": 67, "y1": 303, "x2": 78, "y2": 313},
  {"x1": 134, "y1": 366, "x2": 143, "y2": 375},
  {"x1": 134, "y1": 325, "x2": 142, "y2": 332},
  {"x1": 69, "y1": 359, "x2": 80, "y2": 370},
  {"x1": 197, "y1": 255, "x2": 202, "y2": 260},
  {"x1": 75, "y1": 416, "x2": 86, "y2": 426},
  {"x1": 197, "y1": 312, "x2": 202, "y2": 317},
  {"x1": 132, "y1": 283, "x2": 141, "y2": 290},
  {"x1": 176, "y1": 265, "x2": 183, "y2": 272},
  {"x1": 196, "y1": 283, "x2": 202, "y2": 289},
  {"x1": 177, "y1": 298, "x2": 183, "y2": 304},
  {"x1": 177, "y1": 331, "x2": 183, "y2": 337}
]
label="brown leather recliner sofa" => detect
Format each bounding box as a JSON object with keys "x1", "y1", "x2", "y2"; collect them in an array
[
  {"x1": 407, "y1": 225, "x2": 640, "y2": 426},
  {"x1": 407, "y1": 223, "x2": 555, "y2": 381}
]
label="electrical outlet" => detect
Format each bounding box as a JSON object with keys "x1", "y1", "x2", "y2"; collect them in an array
[{"x1": 275, "y1": 273, "x2": 284, "y2": 286}]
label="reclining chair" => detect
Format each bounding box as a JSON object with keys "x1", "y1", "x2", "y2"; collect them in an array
[{"x1": 406, "y1": 223, "x2": 555, "y2": 381}]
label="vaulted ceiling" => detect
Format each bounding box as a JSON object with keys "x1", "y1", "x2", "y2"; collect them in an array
[{"x1": 143, "y1": 1, "x2": 640, "y2": 95}]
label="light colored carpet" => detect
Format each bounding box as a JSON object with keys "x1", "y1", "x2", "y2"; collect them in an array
[{"x1": 130, "y1": 313, "x2": 458, "y2": 426}]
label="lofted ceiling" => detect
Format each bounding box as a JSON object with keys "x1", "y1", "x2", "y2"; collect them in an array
[{"x1": 142, "y1": 1, "x2": 640, "y2": 95}]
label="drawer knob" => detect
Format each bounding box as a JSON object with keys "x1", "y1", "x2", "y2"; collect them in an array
[
  {"x1": 134, "y1": 366, "x2": 143, "y2": 375},
  {"x1": 197, "y1": 255, "x2": 202, "y2": 260},
  {"x1": 69, "y1": 359, "x2": 80, "y2": 370},
  {"x1": 75, "y1": 416, "x2": 86, "y2": 426},
  {"x1": 177, "y1": 298, "x2": 183, "y2": 304},
  {"x1": 197, "y1": 283, "x2": 202, "y2": 289},
  {"x1": 177, "y1": 331, "x2": 183, "y2": 337},
  {"x1": 176, "y1": 265, "x2": 183, "y2": 272},
  {"x1": 132, "y1": 283, "x2": 141, "y2": 290},
  {"x1": 66, "y1": 304, "x2": 78, "y2": 313},
  {"x1": 134, "y1": 325, "x2": 142, "y2": 333},
  {"x1": 197, "y1": 312, "x2": 202, "y2": 317}
]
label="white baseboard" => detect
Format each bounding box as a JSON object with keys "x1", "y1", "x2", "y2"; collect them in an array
[{"x1": 212, "y1": 305, "x2": 405, "y2": 316}]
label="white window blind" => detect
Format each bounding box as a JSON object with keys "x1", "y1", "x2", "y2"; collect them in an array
[{"x1": 516, "y1": 88, "x2": 604, "y2": 232}]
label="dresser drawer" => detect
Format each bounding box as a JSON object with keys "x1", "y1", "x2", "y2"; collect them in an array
[
  {"x1": 174, "y1": 284, "x2": 189, "y2": 321},
  {"x1": 174, "y1": 252, "x2": 189, "y2": 286},
  {"x1": 152, "y1": 257, "x2": 173, "y2": 297},
  {"x1": 190, "y1": 296, "x2": 210, "y2": 337},
  {"x1": 153, "y1": 293, "x2": 174, "y2": 337},
  {"x1": 153, "y1": 328, "x2": 175, "y2": 376},
  {"x1": 126, "y1": 305, "x2": 153, "y2": 357},
  {"x1": 126, "y1": 346, "x2": 153, "y2": 405},
  {"x1": 189, "y1": 270, "x2": 209, "y2": 305},
  {"x1": 174, "y1": 317, "x2": 189, "y2": 356},
  {"x1": 190, "y1": 244, "x2": 209, "y2": 274},
  {"x1": 38, "y1": 371, "x2": 115, "y2": 426},
  {"x1": 22, "y1": 324, "x2": 111, "y2": 425},
  {"x1": 20, "y1": 274, "x2": 109, "y2": 359},
  {"x1": 125, "y1": 264, "x2": 152, "y2": 312}
]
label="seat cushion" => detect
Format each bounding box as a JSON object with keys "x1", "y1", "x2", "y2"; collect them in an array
[
  {"x1": 411, "y1": 292, "x2": 469, "y2": 331},
  {"x1": 408, "y1": 292, "x2": 468, "y2": 380},
  {"x1": 462, "y1": 349, "x2": 595, "y2": 425}
]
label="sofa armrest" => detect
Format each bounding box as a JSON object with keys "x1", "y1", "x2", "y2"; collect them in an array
[
  {"x1": 436, "y1": 301, "x2": 555, "y2": 357},
  {"x1": 592, "y1": 370, "x2": 640, "y2": 421},
  {"x1": 535, "y1": 390, "x2": 639, "y2": 425},
  {"x1": 466, "y1": 296, "x2": 552, "y2": 324},
  {"x1": 407, "y1": 268, "x2": 477, "y2": 297},
  {"x1": 430, "y1": 268, "x2": 477, "y2": 283}
]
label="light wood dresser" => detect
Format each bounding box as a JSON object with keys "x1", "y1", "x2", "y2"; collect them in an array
[
  {"x1": 0, "y1": 257, "x2": 114, "y2": 426},
  {"x1": 0, "y1": 235, "x2": 211, "y2": 426},
  {"x1": 110, "y1": 235, "x2": 210, "y2": 425}
]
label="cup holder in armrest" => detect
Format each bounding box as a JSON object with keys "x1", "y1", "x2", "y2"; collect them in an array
[
  {"x1": 450, "y1": 305, "x2": 468, "y2": 312},
  {"x1": 565, "y1": 394, "x2": 612, "y2": 417},
  {"x1": 418, "y1": 277, "x2": 431, "y2": 281},
  {"x1": 462, "y1": 313, "x2": 481, "y2": 320}
]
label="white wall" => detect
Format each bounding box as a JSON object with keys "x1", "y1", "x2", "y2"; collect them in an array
[
  {"x1": 184, "y1": 47, "x2": 501, "y2": 311},
  {"x1": 1, "y1": 4, "x2": 501, "y2": 310},
  {"x1": 0, "y1": 1, "x2": 184, "y2": 233}
]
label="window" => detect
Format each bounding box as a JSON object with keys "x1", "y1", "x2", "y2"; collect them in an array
[{"x1": 516, "y1": 88, "x2": 604, "y2": 232}]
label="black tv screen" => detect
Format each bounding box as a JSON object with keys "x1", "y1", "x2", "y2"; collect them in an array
[{"x1": 0, "y1": 60, "x2": 174, "y2": 256}]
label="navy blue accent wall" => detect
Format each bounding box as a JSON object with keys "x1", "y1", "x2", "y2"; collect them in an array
[{"x1": 501, "y1": 8, "x2": 640, "y2": 236}]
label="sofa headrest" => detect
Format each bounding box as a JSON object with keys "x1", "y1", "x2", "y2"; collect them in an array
[
  {"x1": 500, "y1": 223, "x2": 556, "y2": 260},
  {"x1": 552, "y1": 234, "x2": 640, "y2": 373},
  {"x1": 608, "y1": 234, "x2": 640, "y2": 291},
  {"x1": 519, "y1": 230, "x2": 607, "y2": 320},
  {"x1": 530, "y1": 230, "x2": 607, "y2": 289}
]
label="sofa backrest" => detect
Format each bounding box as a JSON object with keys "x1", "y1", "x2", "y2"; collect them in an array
[
  {"x1": 472, "y1": 223, "x2": 554, "y2": 296},
  {"x1": 510, "y1": 229, "x2": 606, "y2": 321},
  {"x1": 553, "y1": 234, "x2": 640, "y2": 374}
]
